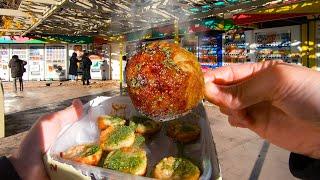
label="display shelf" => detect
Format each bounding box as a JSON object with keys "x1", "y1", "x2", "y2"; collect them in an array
[
  {"x1": 256, "y1": 45, "x2": 290, "y2": 49},
  {"x1": 253, "y1": 30, "x2": 301, "y2": 63},
  {"x1": 223, "y1": 30, "x2": 247, "y2": 64}
]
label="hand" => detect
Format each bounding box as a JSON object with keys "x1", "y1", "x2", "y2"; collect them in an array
[
  {"x1": 204, "y1": 61, "x2": 320, "y2": 159},
  {"x1": 9, "y1": 99, "x2": 83, "y2": 180}
]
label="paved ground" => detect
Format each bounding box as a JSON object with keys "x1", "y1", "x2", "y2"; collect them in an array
[
  {"x1": 3, "y1": 80, "x2": 119, "y2": 114},
  {"x1": 0, "y1": 82, "x2": 298, "y2": 180}
]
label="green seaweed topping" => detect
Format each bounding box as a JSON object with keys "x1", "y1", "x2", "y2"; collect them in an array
[
  {"x1": 129, "y1": 75, "x2": 147, "y2": 88},
  {"x1": 130, "y1": 78, "x2": 139, "y2": 88},
  {"x1": 82, "y1": 145, "x2": 100, "y2": 157},
  {"x1": 105, "y1": 116, "x2": 125, "y2": 124},
  {"x1": 106, "y1": 126, "x2": 134, "y2": 146},
  {"x1": 173, "y1": 158, "x2": 198, "y2": 176},
  {"x1": 105, "y1": 150, "x2": 143, "y2": 172},
  {"x1": 132, "y1": 135, "x2": 145, "y2": 147},
  {"x1": 162, "y1": 59, "x2": 181, "y2": 72},
  {"x1": 136, "y1": 63, "x2": 142, "y2": 71}
]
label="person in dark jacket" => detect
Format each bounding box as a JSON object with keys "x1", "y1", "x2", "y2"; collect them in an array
[
  {"x1": 68, "y1": 52, "x2": 79, "y2": 81},
  {"x1": 8, "y1": 55, "x2": 27, "y2": 92},
  {"x1": 81, "y1": 52, "x2": 92, "y2": 85}
]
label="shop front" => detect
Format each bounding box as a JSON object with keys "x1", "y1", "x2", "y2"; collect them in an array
[
  {"x1": 245, "y1": 25, "x2": 302, "y2": 64},
  {"x1": 0, "y1": 35, "x2": 93, "y2": 81}
]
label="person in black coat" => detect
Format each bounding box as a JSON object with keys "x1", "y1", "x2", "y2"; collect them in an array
[
  {"x1": 81, "y1": 52, "x2": 92, "y2": 85},
  {"x1": 8, "y1": 55, "x2": 27, "y2": 92},
  {"x1": 68, "y1": 52, "x2": 79, "y2": 81}
]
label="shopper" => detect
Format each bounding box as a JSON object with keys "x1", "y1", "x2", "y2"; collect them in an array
[
  {"x1": 1, "y1": 61, "x2": 320, "y2": 179},
  {"x1": 81, "y1": 52, "x2": 92, "y2": 85},
  {"x1": 68, "y1": 52, "x2": 79, "y2": 81},
  {"x1": 8, "y1": 55, "x2": 27, "y2": 92},
  {"x1": 100, "y1": 59, "x2": 109, "y2": 81}
]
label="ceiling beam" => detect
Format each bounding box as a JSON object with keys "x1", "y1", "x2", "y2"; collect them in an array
[
  {"x1": 24, "y1": 0, "x2": 60, "y2": 5},
  {"x1": 189, "y1": 0, "x2": 278, "y2": 20},
  {"x1": 0, "y1": 29, "x2": 24, "y2": 32},
  {"x1": 0, "y1": 9, "x2": 29, "y2": 17},
  {"x1": 21, "y1": 0, "x2": 69, "y2": 36}
]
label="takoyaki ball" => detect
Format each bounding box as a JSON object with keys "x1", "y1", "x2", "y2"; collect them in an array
[
  {"x1": 97, "y1": 115, "x2": 126, "y2": 130},
  {"x1": 99, "y1": 125, "x2": 135, "y2": 151},
  {"x1": 167, "y1": 121, "x2": 200, "y2": 143},
  {"x1": 126, "y1": 42, "x2": 204, "y2": 120},
  {"x1": 130, "y1": 116, "x2": 161, "y2": 135},
  {"x1": 153, "y1": 157, "x2": 200, "y2": 180},
  {"x1": 104, "y1": 147, "x2": 147, "y2": 176},
  {"x1": 60, "y1": 144, "x2": 102, "y2": 166}
]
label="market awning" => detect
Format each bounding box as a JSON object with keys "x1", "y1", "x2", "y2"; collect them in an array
[
  {"x1": 0, "y1": 0, "x2": 313, "y2": 37},
  {"x1": 233, "y1": 0, "x2": 320, "y2": 25}
]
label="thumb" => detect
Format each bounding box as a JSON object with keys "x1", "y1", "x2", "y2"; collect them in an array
[{"x1": 205, "y1": 61, "x2": 281, "y2": 110}]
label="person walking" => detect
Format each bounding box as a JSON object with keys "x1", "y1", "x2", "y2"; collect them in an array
[
  {"x1": 8, "y1": 55, "x2": 27, "y2": 92},
  {"x1": 81, "y1": 52, "x2": 92, "y2": 85},
  {"x1": 68, "y1": 52, "x2": 79, "y2": 81}
]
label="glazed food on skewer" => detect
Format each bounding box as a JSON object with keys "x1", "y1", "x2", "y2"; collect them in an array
[
  {"x1": 60, "y1": 144, "x2": 102, "y2": 166},
  {"x1": 97, "y1": 115, "x2": 126, "y2": 130},
  {"x1": 126, "y1": 42, "x2": 204, "y2": 120},
  {"x1": 130, "y1": 116, "x2": 162, "y2": 135},
  {"x1": 103, "y1": 147, "x2": 147, "y2": 176},
  {"x1": 99, "y1": 125, "x2": 135, "y2": 151},
  {"x1": 153, "y1": 157, "x2": 200, "y2": 180},
  {"x1": 167, "y1": 121, "x2": 200, "y2": 143}
]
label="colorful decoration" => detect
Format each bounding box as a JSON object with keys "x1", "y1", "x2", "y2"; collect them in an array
[{"x1": 0, "y1": 35, "x2": 93, "y2": 44}]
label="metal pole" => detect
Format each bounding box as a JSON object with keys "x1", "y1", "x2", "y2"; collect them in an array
[
  {"x1": 307, "y1": 21, "x2": 310, "y2": 68},
  {"x1": 119, "y1": 43, "x2": 123, "y2": 95},
  {"x1": 0, "y1": 80, "x2": 4, "y2": 137},
  {"x1": 109, "y1": 44, "x2": 112, "y2": 80}
]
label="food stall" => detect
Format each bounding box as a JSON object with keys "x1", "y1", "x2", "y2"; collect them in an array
[{"x1": 245, "y1": 25, "x2": 301, "y2": 64}]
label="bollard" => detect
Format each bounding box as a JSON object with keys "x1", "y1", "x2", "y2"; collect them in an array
[{"x1": 0, "y1": 80, "x2": 4, "y2": 137}]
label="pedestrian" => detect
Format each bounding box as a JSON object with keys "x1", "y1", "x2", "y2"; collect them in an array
[
  {"x1": 100, "y1": 59, "x2": 109, "y2": 81},
  {"x1": 68, "y1": 52, "x2": 79, "y2": 81},
  {"x1": 81, "y1": 52, "x2": 92, "y2": 85},
  {"x1": 8, "y1": 55, "x2": 27, "y2": 92}
]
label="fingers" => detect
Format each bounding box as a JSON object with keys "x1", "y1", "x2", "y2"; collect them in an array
[
  {"x1": 56, "y1": 99, "x2": 83, "y2": 127},
  {"x1": 35, "y1": 99, "x2": 83, "y2": 152},
  {"x1": 205, "y1": 61, "x2": 282, "y2": 110},
  {"x1": 204, "y1": 60, "x2": 282, "y2": 85}
]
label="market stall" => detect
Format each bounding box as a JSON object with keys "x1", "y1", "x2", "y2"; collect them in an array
[{"x1": 245, "y1": 25, "x2": 301, "y2": 64}]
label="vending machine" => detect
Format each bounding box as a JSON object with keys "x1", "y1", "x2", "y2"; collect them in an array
[
  {"x1": 198, "y1": 34, "x2": 222, "y2": 72},
  {"x1": 0, "y1": 45, "x2": 10, "y2": 81},
  {"x1": 28, "y1": 45, "x2": 45, "y2": 81},
  {"x1": 10, "y1": 45, "x2": 28, "y2": 81},
  {"x1": 45, "y1": 44, "x2": 67, "y2": 80}
]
